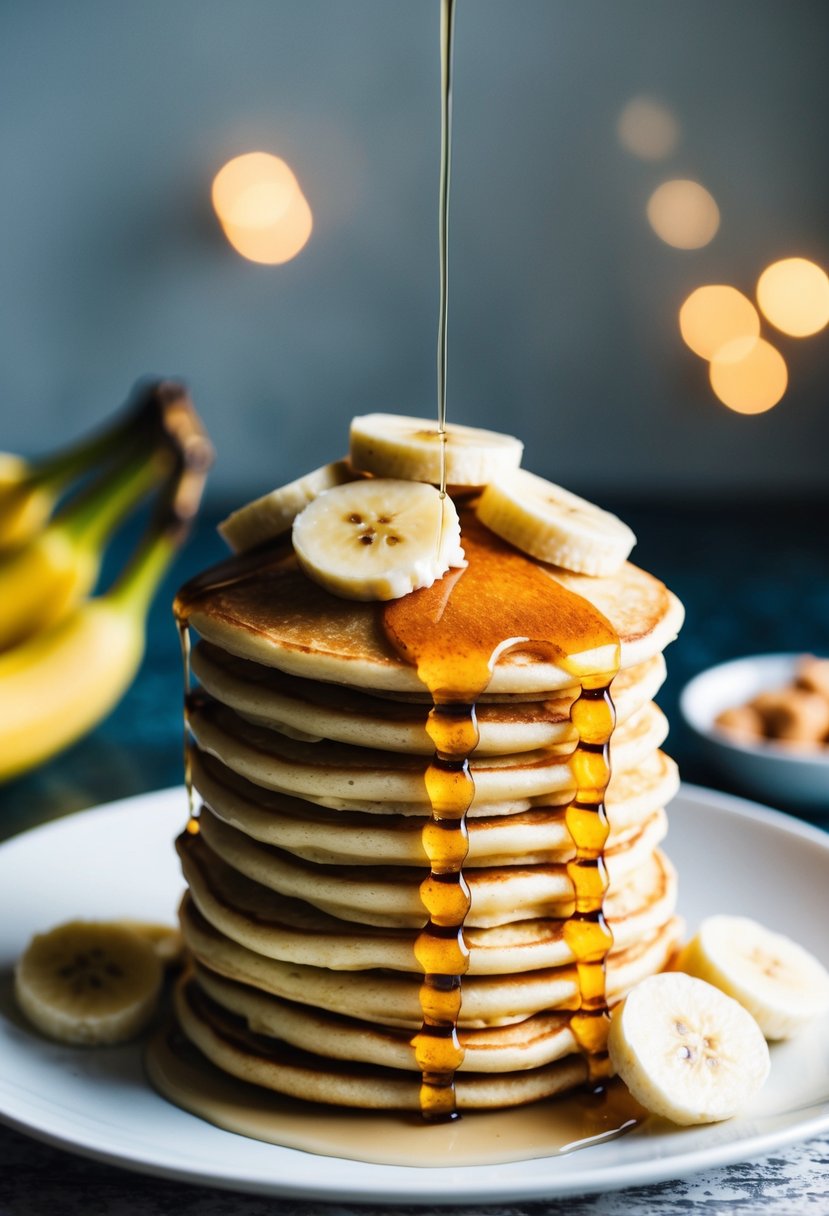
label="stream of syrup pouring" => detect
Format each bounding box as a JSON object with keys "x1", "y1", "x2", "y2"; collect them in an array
[
  {"x1": 436, "y1": 0, "x2": 453, "y2": 499},
  {"x1": 384, "y1": 0, "x2": 621, "y2": 1122}
]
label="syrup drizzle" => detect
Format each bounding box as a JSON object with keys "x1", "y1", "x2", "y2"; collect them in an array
[
  {"x1": 177, "y1": 617, "x2": 199, "y2": 836},
  {"x1": 398, "y1": 0, "x2": 619, "y2": 1117},
  {"x1": 384, "y1": 517, "x2": 620, "y2": 1120},
  {"x1": 437, "y1": 0, "x2": 455, "y2": 499},
  {"x1": 563, "y1": 678, "x2": 616, "y2": 1082},
  {"x1": 173, "y1": 544, "x2": 292, "y2": 836}
]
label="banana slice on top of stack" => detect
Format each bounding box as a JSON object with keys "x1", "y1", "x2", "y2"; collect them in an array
[
  {"x1": 477, "y1": 470, "x2": 635, "y2": 578},
  {"x1": 218, "y1": 411, "x2": 636, "y2": 594},
  {"x1": 349, "y1": 412, "x2": 524, "y2": 486},
  {"x1": 218, "y1": 459, "x2": 359, "y2": 554},
  {"x1": 292, "y1": 479, "x2": 466, "y2": 602}
]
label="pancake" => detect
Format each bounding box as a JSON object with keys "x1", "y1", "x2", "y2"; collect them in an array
[
  {"x1": 190, "y1": 747, "x2": 680, "y2": 866},
  {"x1": 177, "y1": 831, "x2": 679, "y2": 975},
  {"x1": 196, "y1": 803, "x2": 668, "y2": 929},
  {"x1": 174, "y1": 976, "x2": 589, "y2": 1110},
  {"x1": 181, "y1": 896, "x2": 684, "y2": 1030},
  {"x1": 191, "y1": 641, "x2": 668, "y2": 755},
  {"x1": 191, "y1": 942, "x2": 681, "y2": 1074},
  {"x1": 194, "y1": 964, "x2": 581, "y2": 1073},
  {"x1": 186, "y1": 696, "x2": 669, "y2": 810},
  {"x1": 182, "y1": 546, "x2": 684, "y2": 694}
]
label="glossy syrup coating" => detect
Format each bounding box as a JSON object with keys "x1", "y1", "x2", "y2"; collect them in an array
[{"x1": 384, "y1": 516, "x2": 621, "y2": 1118}]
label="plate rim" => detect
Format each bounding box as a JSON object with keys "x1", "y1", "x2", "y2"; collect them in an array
[{"x1": 0, "y1": 782, "x2": 827, "y2": 1204}]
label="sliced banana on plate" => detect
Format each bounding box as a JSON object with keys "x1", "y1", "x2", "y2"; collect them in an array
[
  {"x1": 218, "y1": 459, "x2": 357, "y2": 553},
  {"x1": 476, "y1": 469, "x2": 636, "y2": 576},
  {"x1": 608, "y1": 972, "x2": 770, "y2": 1125},
  {"x1": 349, "y1": 413, "x2": 523, "y2": 487},
  {"x1": 15, "y1": 920, "x2": 164, "y2": 1046},
  {"x1": 292, "y1": 478, "x2": 465, "y2": 601},
  {"x1": 676, "y1": 915, "x2": 829, "y2": 1040}
]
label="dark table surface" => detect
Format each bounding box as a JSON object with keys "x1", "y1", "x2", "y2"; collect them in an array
[{"x1": 1, "y1": 498, "x2": 828, "y2": 1215}]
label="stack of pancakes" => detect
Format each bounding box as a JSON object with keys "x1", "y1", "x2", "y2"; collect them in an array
[{"x1": 173, "y1": 539, "x2": 685, "y2": 1111}]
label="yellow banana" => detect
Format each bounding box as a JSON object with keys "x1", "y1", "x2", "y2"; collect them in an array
[
  {"x1": 0, "y1": 524, "x2": 175, "y2": 783},
  {"x1": 0, "y1": 395, "x2": 213, "y2": 783},
  {"x1": 0, "y1": 454, "x2": 54, "y2": 550},
  {"x1": 0, "y1": 449, "x2": 167, "y2": 652}
]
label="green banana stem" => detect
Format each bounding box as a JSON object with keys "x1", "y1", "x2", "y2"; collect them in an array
[
  {"x1": 24, "y1": 415, "x2": 134, "y2": 494},
  {"x1": 52, "y1": 444, "x2": 170, "y2": 555},
  {"x1": 19, "y1": 378, "x2": 190, "y2": 495},
  {"x1": 108, "y1": 526, "x2": 179, "y2": 621}
]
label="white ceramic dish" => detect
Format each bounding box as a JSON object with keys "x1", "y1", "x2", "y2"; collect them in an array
[
  {"x1": 0, "y1": 785, "x2": 827, "y2": 1203},
  {"x1": 680, "y1": 653, "x2": 829, "y2": 811}
]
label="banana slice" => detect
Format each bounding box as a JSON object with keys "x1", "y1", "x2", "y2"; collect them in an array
[
  {"x1": 218, "y1": 460, "x2": 357, "y2": 552},
  {"x1": 676, "y1": 915, "x2": 829, "y2": 1040},
  {"x1": 476, "y1": 469, "x2": 635, "y2": 576},
  {"x1": 608, "y1": 973, "x2": 770, "y2": 1125},
  {"x1": 15, "y1": 921, "x2": 164, "y2": 1046},
  {"x1": 292, "y1": 478, "x2": 465, "y2": 601},
  {"x1": 349, "y1": 413, "x2": 523, "y2": 487}
]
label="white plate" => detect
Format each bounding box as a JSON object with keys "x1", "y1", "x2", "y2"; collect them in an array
[{"x1": 0, "y1": 785, "x2": 827, "y2": 1203}]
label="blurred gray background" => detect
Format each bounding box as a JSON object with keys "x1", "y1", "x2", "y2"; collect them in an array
[{"x1": 1, "y1": 0, "x2": 828, "y2": 500}]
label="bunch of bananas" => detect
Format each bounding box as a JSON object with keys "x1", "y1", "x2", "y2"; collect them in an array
[{"x1": 0, "y1": 381, "x2": 212, "y2": 783}]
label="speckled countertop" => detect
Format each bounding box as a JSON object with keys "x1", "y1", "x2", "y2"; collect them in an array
[
  {"x1": 0, "y1": 1124, "x2": 827, "y2": 1214},
  {"x1": 1, "y1": 500, "x2": 827, "y2": 1214}
]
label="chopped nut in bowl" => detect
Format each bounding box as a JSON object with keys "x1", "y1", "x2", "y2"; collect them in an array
[{"x1": 680, "y1": 654, "x2": 829, "y2": 813}]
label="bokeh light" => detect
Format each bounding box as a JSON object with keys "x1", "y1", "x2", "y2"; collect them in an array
[
  {"x1": 617, "y1": 97, "x2": 680, "y2": 160},
  {"x1": 211, "y1": 152, "x2": 313, "y2": 265},
  {"x1": 679, "y1": 286, "x2": 760, "y2": 360},
  {"x1": 647, "y1": 180, "x2": 720, "y2": 250},
  {"x1": 709, "y1": 337, "x2": 788, "y2": 414},
  {"x1": 756, "y1": 257, "x2": 829, "y2": 337}
]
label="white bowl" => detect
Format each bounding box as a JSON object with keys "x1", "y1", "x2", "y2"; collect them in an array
[{"x1": 679, "y1": 653, "x2": 829, "y2": 812}]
